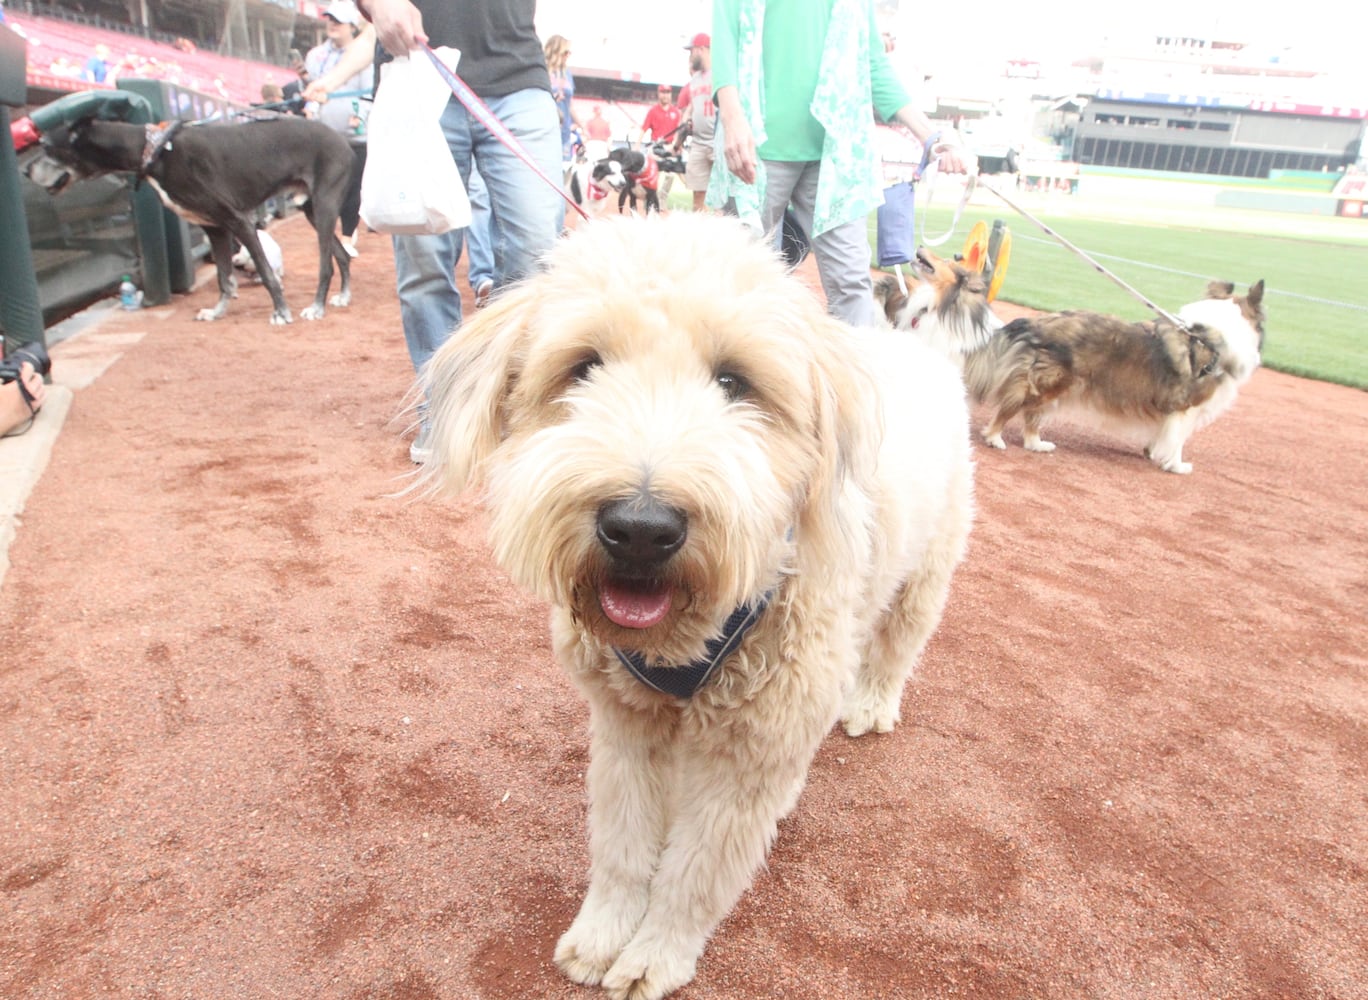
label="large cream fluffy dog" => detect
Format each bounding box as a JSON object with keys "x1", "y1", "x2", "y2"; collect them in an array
[{"x1": 422, "y1": 214, "x2": 974, "y2": 999}]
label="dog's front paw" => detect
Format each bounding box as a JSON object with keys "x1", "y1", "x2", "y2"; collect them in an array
[
  {"x1": 299, "y1": 304, "x2": 325, "y2": 321},
  {"x1": 602, "y1": 936, "x2": 700, "y2": 1000},
  {"x1": 1024, "y1": 438, "x2": 1056, "y2": 453},
  {"x1": 554, "y1": 904, "x2": 641, "y2": 987},
  {"x1": 195, "y1": 306, "x2": 224, "y2": 322},
  {"x1": 269, "y1": 309, "x2": 293, "y2": 325},
  {"x1": 841, "y1": 689, "x2": 899, "y2": 738},
  {"x1": 981, "y1": 431, "x2": 1006, "y2": 450},
  {"x1": 328, "y1": 290, "x2": 351, "y2": 308},
  {"x1": 1159, "y1": 459, "x2": 1193, "y2": 475}
]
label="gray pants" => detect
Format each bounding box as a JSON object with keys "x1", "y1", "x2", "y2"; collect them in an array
[{"x1": 761, "y1": 159, "x2": 875, "y2": 328}]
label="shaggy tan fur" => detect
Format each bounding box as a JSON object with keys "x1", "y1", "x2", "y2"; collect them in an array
[{"x1": 421, "y1": 214, "x2": 975, "y2": 1000}]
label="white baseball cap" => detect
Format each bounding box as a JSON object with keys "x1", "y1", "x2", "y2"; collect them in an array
[{"x1": 323, "y1": 0, "x2": 360, "y2": 25}]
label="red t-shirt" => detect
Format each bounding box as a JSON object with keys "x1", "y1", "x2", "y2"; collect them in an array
[
  {"x1": 586, "y1": 115, "x2": 612, "y2": 140},
  {"x1": 641, "y1": 103, "x2": 683, "y2": 143}
]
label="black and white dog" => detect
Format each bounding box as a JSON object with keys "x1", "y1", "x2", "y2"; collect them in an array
[
  {"x1": 590, "y1": 147, "x2": 674, "y2": 215},
  {"x1": 27, "y1": 114, "x2": 354, "y2": 325}
]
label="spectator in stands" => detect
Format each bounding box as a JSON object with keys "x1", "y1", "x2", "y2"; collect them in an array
[
  {"x1": 81, "y1": 44, "x2": 110, "y2": 84},
  {"x1": 259, "y1": 81, "x2": 284, "y2": 105},
  {"x1": 641, "y1": 84, "x2": 681, "y2": 145},
  {"x1": 301, "y1": 0, "x2": 564, "y2": 465},
  {"x1": 304, "y1": 0, "x2": 373, "y2": 258},
  {"x1": 710, "y1": 0, "x2": 969, "y2": 327},
  {"x1": 585, "y1": 105, "x2": 612, "y2": 142},
  {"x1": 676, "y1": 33, "x2": 714, "y2": 212},
  {"x1": 1, "y1": 358, "x2": 47, "y2": 440},
  {"x1": 544, "y1": 34, "x2": 581, "y2": 165},
  {"x1": 48, "y1": 57, "x2": 82, "y2": 79}
]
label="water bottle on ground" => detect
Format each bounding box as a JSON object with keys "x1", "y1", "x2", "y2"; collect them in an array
[{"x1": 119, "y1": 275, "x2": 141, "y2": 310}]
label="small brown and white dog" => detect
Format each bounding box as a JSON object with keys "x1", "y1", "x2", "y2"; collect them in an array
[
  {"x1": 421, "y1": 214, "x2": 974, "y2": 999},
  {"x1": 873, "y1": 247, "x2": 1002, "y2": 356},
  {"x1": 878, "y1": 249, "x2": 1266, "y2": 474},
  {"x1": 976, "y1": 283, "x2": 1264, "y2": 473}
]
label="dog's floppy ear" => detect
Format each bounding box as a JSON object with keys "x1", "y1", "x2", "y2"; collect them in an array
[
  {"x1": 421, "y1": 286, "x2": 535, "y2": 496},
  {"x1": 798, "y1": 316, "x2": 880, "y2": 564}
]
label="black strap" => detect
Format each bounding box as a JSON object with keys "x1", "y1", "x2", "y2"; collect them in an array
[
  {"x1": 2, "y1": 371, "x2": 41, "y2": 439},
  {"x1": 613, "y1": 595, "x2": 770, "y2": 699}
]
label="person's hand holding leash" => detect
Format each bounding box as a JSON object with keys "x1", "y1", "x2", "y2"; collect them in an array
[
  {"x1": 928, "y1": 133, "x2": 971, "y2": 174},
  {"x1": 893, "y1": 104, "x2": 971, "y2": 175},
  {"x1": 715, "y1": 84, "x2": 757, "y2": 185}
]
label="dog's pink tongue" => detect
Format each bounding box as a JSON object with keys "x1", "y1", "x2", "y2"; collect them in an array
[{"x1": 600, "y1": 581, "x2": 674, "y2": 629}]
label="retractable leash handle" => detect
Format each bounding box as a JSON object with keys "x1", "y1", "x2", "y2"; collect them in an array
[
  {"x1": 914, "y1": 131, "x2": 977, "y2": 248},
  {"x1": 421, "y1": 45, "x2": 588, "y2": 220}
]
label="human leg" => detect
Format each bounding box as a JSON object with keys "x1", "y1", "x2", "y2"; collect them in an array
[
  {"x1": 392, "y1": 95, "x2": 474, "y2": 377},
  {"x1": 473, "y1": 87, "x2": 564, "y2": 286},
  {"x1": 782, "y1": 162, "x2": 876, "y2": 328},
  {"x1": 684, "y1": 140, "x2": 714, "y2": 212},
  {"x1": 465, "y1": 165, "x2": 496, "y2": 306}
]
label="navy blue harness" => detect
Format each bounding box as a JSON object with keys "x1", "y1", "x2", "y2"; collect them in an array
[{"x1": 612, "y1": 594, "x2": 771, "y2": 699}]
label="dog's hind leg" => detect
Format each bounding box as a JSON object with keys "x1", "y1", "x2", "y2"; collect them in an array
[
  {"x1": 225, "y1": 220, "x2": 293, "y2": 325},
  {"x1": 298, "y1": 190, "x2": 348, "y2": 320},
  {"x1": 195, "y1": 227, "x2": 240, "y2": 322},
  {"x1": 980, "y1": 406, "x2": 1011, "y2": 449},
  {"x1": 326, "y1": 231, "x2": 351, "y2": 310},
  {"x1": 1021, "y1": 405, "x2": 1056, "y2": 453},
  {"x1": 843, "y1": 464, "x2": 973, "y2": 737}
]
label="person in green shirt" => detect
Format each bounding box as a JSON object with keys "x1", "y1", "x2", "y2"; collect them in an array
[{"x1": 711, "y1": 0, "x2": 969, "y2": 327}]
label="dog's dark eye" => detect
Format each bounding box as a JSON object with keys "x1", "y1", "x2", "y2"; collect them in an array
[
  {"x1": 715, "y1": 370, "x2": 750, "y2": 402},
  {"x1": 570, "y1": 353, "x2": 602, "y2": 384}
]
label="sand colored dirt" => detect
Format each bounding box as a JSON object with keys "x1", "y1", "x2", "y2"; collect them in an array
[{"x1": 1, "y1": 214, "x2": 1364, "y2": 999}]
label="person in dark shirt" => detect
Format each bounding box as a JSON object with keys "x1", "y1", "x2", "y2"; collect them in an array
[{"x1": 305, "y1": 0, "x2": 564, "y2": 463}]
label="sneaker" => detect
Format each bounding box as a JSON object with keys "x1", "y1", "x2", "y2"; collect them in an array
[
  {"x1": 409, "y1": 425, "x2": 432, "y2": 464},
  {"x1": 474, "y1": 278, "x2": 494, "y2": 310}
]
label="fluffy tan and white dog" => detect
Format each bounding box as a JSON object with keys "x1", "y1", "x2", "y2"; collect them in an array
[{"x1": 421, "y1": 214, "x2": 974, "y2": 1000}]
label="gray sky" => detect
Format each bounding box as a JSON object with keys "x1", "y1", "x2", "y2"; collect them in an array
[{"x1": 536, "y1": 0, "x2": 1366, "y2": 92}]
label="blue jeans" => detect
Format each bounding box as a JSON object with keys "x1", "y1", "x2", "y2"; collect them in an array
[
  {"x1": 394, "y1": 88, "x2": 564, "y2": 377},
  {"x1": 465, "y1": 164, "x2": 496, "y2": 291}
]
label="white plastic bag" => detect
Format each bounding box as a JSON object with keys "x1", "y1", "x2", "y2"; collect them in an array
[{"x1": 360, "y1": 47, "x2": 471, "y2": 234}]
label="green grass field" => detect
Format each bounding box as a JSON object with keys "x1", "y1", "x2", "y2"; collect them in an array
[{"x1": 879, "y1": 196, "x2": 1368, "y2": 390}]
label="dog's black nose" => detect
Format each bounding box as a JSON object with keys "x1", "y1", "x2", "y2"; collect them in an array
[{"x1": 597, "y1": 496, "x2": 687, "y2": 569}]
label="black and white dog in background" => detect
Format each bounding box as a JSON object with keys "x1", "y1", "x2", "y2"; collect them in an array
[
  {"x1": 574, "y1": 145, "x2": 685, "y2": 216},
  {"x1": 27, "y1": 114, "x2": 354, "y2": 325}
]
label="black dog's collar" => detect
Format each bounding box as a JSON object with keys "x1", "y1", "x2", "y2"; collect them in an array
[
  {"x1": 613, "y1": 593, "x2": 771, "y2": 699},
  {"x1": 139, "y1": 120, "x2": 183, "y2": 179}
]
